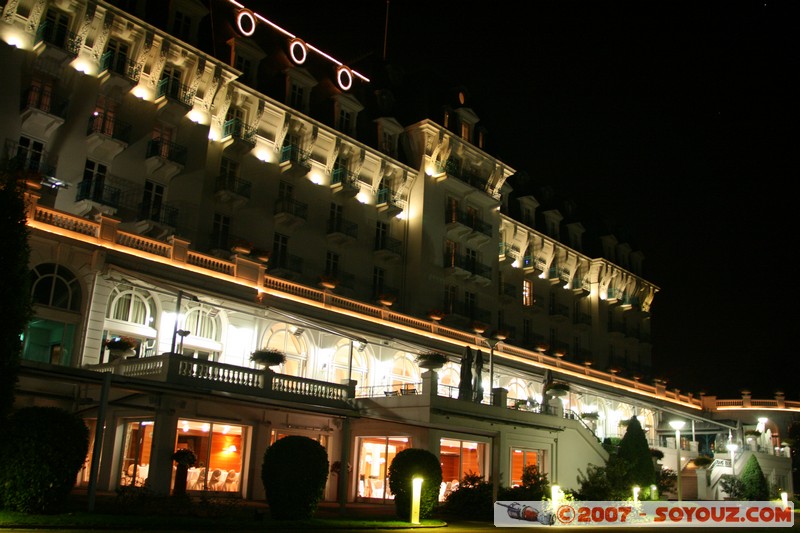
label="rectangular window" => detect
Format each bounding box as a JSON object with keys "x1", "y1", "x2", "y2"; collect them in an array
[
  {"x1": 272, "y1": 233, "x2": 288, "y2": 268},
  {"x1": 172, "y1": 11, "x2": 191, "y2": 41},
  {"x1": 439, "y1": 438, "x2": 487, "y2": 500},
  {"x1": 278, "y1": 181, "x2": 293, "y2": 199},
  {"x1": 523, "y1": 319, "x2": 532, "y2": 345},
  {"x1": 356, "y1": 436, "x2": 410, "y2": 502},
  {"x1": 338, "y1": 109, "x2": 351, "y2": 132},
  {"x1": 82, "y1": 159, "x2": 107, "y2": 201},
  {"x1": 372, "y1": 267, "x2": 385, "y2": 297},
  {"x1": 290, "y1": 83, "x2": 305, "y2": 110},
  {"x1": 325, "y1": 251, "x2": 339, "y2": 276},
  {"x1": 375, "y1": 221, "x2": 388, "y2": 250},
  {"x1": 120, "y1": 420, "x2": 154, "y2": 487},
  {"x1": 212, "y1": 213, "x2": 230, "y2": 249},
  {"x1": 465, "y1": 291, "x2": 476, "y2": 318},
  {"x1": 141, "y1": 181, "x2": 164, "y2": 222},
  {"x1": 444, "y1": 285, "x2": 457, "y2": 314},
  {"x1": 510, "y1": 448, "x2": 542, "y2": 488},
  {"x1": 175, "y1": 419, "x2": 244, "y2": 493},
  {"x1": 523, "y1": 280, "x2": 533, "y2": 307}
]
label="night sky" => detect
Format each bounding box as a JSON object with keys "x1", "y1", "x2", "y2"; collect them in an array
[{"x1": 246, "y1": 1, "x2": 797, "y2": 399}]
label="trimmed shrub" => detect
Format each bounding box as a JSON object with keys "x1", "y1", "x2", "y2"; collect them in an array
[
  {"x1": 261, "y1": 436, "x2": 328, "y2": 520},
  {"x1": 617, "y1": 416, "x2": 655, "y2": 488},
  {"x1": 442, "y1": 472, "x2": 493, "y2": 521},
  {"x1": 0, "y1": 406, "x2": 89, "y2": 513},
  {"x1": 740, "y1": 455, "x2": 769, "y2": 500},
  {"x1": 720, "y1": 474, "x2": 745, "y2": 500},
  {"x1": 388, "y1": 448, "x2": 442, "y2": 520},
  {"x1": 499, "y1": 464, "x2": 551, "y2": 502}
]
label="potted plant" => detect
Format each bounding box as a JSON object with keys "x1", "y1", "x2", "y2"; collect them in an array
[
  {"x1": 230, "y1": 239, "x2": 253, "y2": 255},
  {"x1": 251, "y1": 348, "x2": 286, "y2": 369},
  {"x1": 416, "y1": 351, "x2": 448, "y2": 370},
  {"x1": 692, "y1": 455, "x2": 713, "y2": 469},
  {"x1": 378, "y1": 293, "x2": 396, "y2": 307},
  {"x1": 546, "y1": 382, "x2": 569, "y2": 398},
  {"x1": 105, "y1": 336, "x2": 137, "y2": 360},
  {"x1": 427, "y1": 309, "x2": 445, "y2": 321},
  {"x1": 535, "y1": 342, "x2": 549, "y2": 353},
  {"x1": 319, "y1": 274, "x2": 338, "y2": 290},
  {"x1": 171, "y1": 448, "x2": 197, "y2": 496},
  {"x1": 581, "y1": 411, "x2": 600, "y2": 421}
]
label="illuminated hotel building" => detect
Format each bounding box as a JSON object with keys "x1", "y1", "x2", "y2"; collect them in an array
[{"x1": 0, "y1": 0, "x2": 794, "y2": 502}]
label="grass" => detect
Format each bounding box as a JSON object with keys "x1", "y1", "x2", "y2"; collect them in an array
[{"x1": 0, "y1": 491, "x2": 448, "y2": 530}]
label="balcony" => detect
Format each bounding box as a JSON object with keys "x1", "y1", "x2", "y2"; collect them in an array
[
  {"x1": 214, "y1": 175, "x2": 252, "y2": 208},
  {"x1": 88, "y1": 353, "x2": 353, "y2": 409},
  {"x1": 113, "y1": 191, "x2": 179, "y2": 240},
  {"x1": 155, "y1": 78, "x2": 195, "y2": 124},
  {"x1": 575, "y1": 312, "x2": 592, "y2": 331},
  {"x1": 273, "y1": 197, "x2": 308, "y2": 229},
  {"x1": 145, "y1": 138, "x2": 187, "y2": 181},
  {"x1": 373, "y1": 236, "x2": 402, "y2": 262},
  {"x1": 443, "y1": 302, "x2": 491, "y2": 325},
  {"x1": 1, "y1": 140, "x2": 56, "y2": 190},
  {"x1": 500, "y1": 282, "x2": 516, "y2": 303},
  {"x1": 98, "y1": 51, "x2": 141, "y2": 93},
  {"x1": 444, "y1": 157, "x2": 490, "y2": 192},
  {"x1": 443, "y1": 252, "x2": 471, "y2": 278},
  {"x1": 221, "y1": 118, "x2": 256, "y2": 155},
  {"x1": 86, "y1": 112, "x2": 132, "y2": 160},
  {"x1": 33, "y1": 21, "x2": 79, "y2": 65},
  {"x1": 499, "y1": 242, "x2": 519, "y2": 268},
  {"x1": 268, "y1": 253, "x2": 304, "y2": 280},
  {"x1": 549, "y1": 303, "x2": 570, "y2": 322},
  {"x1": 326, "y1": 218, "x2": 358, "y2": 246},
  {"x1": 376, "y1": 187, "x2": 402, "y2": 218},
  {"x1": 445, "y1": 207, "x2": 492, "y2": 245},
  {"x1": 279, "y1": 144, "x2": 311, "y2": 178},
  {"x1": 20, "y1": 85, "x2": 67, "y2": 140},
  {"x1": 74, "y1": 180, "x2": 121, "y2": 216},
  {"x1": 330, "y1": 167, "x2": 359, "y2": 198},
  {"x1": 468, "y1": 261, "x2": 492, "y2": 286}
]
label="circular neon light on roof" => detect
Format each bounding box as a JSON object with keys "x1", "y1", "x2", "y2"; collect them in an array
[
  {"x1": 236, "y1": 9, "x2": 256, "y2": 36},
  {"x1": 289, "y1": 38, "x2": 307, "y2": 65},
  {"x1": 336, "y1": 66, "x2": 353, "y2": 91}
]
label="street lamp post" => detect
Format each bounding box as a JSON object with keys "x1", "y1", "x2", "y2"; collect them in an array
[
  {"x1": 669, "y1": 420, "x2": 685, "y2": 501},
  {"x1": 484, "y1": 330, "x2": 507, "y2": 395},
  {"x1": 728, "y1": 443, "x2": 738, "y2": 478}
]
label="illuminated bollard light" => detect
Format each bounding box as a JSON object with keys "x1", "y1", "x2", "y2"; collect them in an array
[
  {"x1": 633, "y1": 486, "x2": 640, "y2": 503},
  {"x1": 411, "y1": 477, "x2": 423, "y2": 525},
  {"x1": 650, "y1": 484, "x2": 658, "y2": 501},
  {"x1": 551, "y1": 484, "x2": 561, "y2": 511},
  {"x1": 781, "y1": 491, "x2": 788, "y2": 508}
]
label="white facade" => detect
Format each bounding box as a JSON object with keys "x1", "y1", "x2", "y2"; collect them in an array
[{"x1": 1, "y1": 0, "x2": 793, "y2": 502}]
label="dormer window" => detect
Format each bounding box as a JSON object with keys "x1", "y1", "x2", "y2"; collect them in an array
[
  {"x1": 227, "y1": 36, "x2": 265, "y2": 86},
  {"x1": 285, "y1": 67, "x2": 317, "y2": 114},
  {"x1": 460, "y1": 121, "x2": 470, "y2": 142},
  {"x1": 333, "y1": 94, "x2": 364, "y2": 137},
  {"x1": 168, "y1": 0, "x2": 208, "y2": 44},
  {"x1": 375, "y1": 117, "x2": 402, "y2": 158}
]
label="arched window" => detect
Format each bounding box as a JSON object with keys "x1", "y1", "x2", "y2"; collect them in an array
[
  {"x1": 506, "y1": 378, "x2": 530, "y2": 403},
  {"x1": 331, "y1": 340, "x2": 368, "y2": 386},
  {"x1": 437, "y1": 363, "x2": 459, "y2": 397},
  {"x1": 29, "y1": 263, "x2": 81, "y2": 311},
  {"x1": 25, "y1": 263, "x2": 82, "y2": 366},
  {"x1": 107, "y1": 285, "x2": 156, "y2": 326},
  {"x1": 263, "y1": 323, "x2": 308, "y2": 376},
  {"x1": 391, "y1": 353, "x2": 419, "y2": 389},
  {"x1": 183, "y1": 304, "x2": 221, "y2": 341}
]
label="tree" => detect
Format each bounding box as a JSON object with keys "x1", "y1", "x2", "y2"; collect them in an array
[
  {"x1": 261, "y1": 436, "x2": 328, "y2": 520},
  {"x1": 0, "y1": 406, "x2": 89, "y2": 513},
  {"x1": 617, "y1": 416, "x2": 656, "y2": 489},
  {"x1": 739, "y1": 455, "x2": 769, "y2": 500},
  {"x1": 388, "y1": 448, "x2": 442, "y2": 521},
  {"x1": 0, "y1": 174, "x2": 32, "y2": 418}
]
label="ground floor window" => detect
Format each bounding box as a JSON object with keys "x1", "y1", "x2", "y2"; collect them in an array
[
  {"x1": 439, "y1": 438, "x2": 487, "y2": 500},
  {"x1": 356, "y1": 436, "x2": 410, "y2": 502},
  {"x1": 510, "y1": 448, "x2": 544, "y2": 487},
  {"x1": 175, "y1": 419, "x2": 244, "y2": 492},
  {"x1": 120, "y1": 420, "x2": 154, "y2": 487}
]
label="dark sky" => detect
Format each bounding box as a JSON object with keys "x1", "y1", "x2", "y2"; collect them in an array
[{"x1": 246, "y1": 1, "x2": 797, "y2": 399}]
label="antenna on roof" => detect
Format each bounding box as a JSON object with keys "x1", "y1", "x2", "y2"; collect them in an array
[{"x1": 383, "y1": 0, "x2": 390, "y2": 61}]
